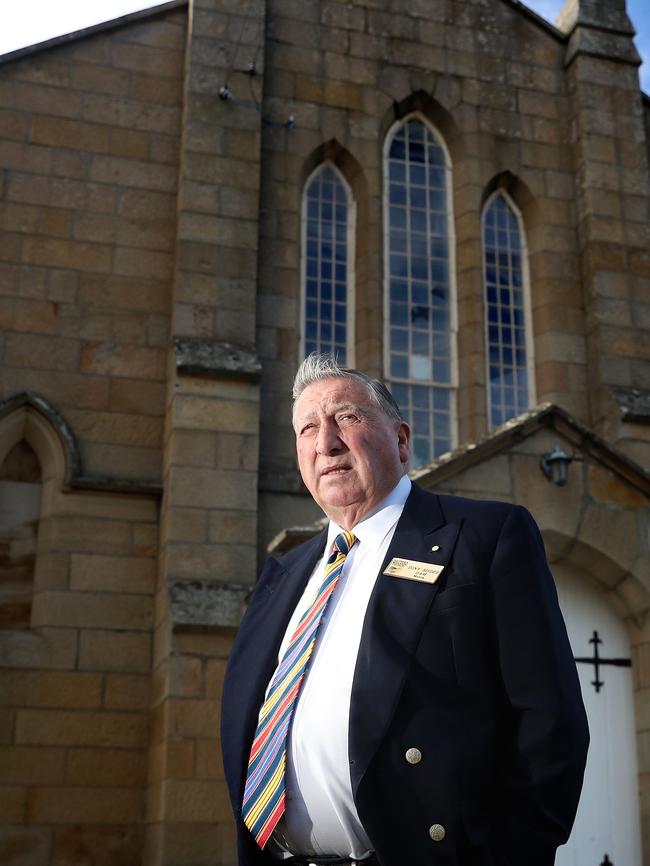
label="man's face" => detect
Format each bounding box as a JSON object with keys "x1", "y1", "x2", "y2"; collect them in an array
[{"x1": 293, "y1": 377, "x2": 411, "y2": 528}]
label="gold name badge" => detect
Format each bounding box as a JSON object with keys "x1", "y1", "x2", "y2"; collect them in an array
[{"x1": 383, "y1": 557, "x2": 444, "y2": 584}]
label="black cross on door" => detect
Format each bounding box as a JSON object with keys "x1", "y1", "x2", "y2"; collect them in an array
[{"x1": 574, "y1": 630, "x2": 631, "y2": 693}]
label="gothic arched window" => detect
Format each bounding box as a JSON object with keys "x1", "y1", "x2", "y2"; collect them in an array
[
  {"x1": 301, "y1": 163, "x2": 355, "y2": 364},
  {"x1": 384, "y1": 115, "x2": 457, "y2": 467},
  {"x1": 0, "y1": 441, "x2": 41, "y2": 629},
  {"x1": 482, "y1": 191, "x2": 535, "y2": 428}
]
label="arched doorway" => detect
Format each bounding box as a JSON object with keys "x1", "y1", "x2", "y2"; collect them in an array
[{"x1": 554, "y1": 561, "x2": 643, "y2": 866}]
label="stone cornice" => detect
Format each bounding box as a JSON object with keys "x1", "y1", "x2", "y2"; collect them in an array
[{"x1": 175, "y1": 338, "x2": 262, "y2": 382}]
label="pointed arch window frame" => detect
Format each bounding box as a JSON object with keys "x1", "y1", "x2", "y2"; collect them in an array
[
  {"x1": 300, "y1": 161, "x2": 357, "y2": 366},
  {"x1": 382, "y1": 111, "x2": 459, "y2": 465},
  {"x1": 481, "y1": 189, "x2": 536, "y2": 430}
]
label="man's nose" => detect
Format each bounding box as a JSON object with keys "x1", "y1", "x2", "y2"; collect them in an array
[{"x1": 316, "y1": 420, "x2": 343, "y2": 454}]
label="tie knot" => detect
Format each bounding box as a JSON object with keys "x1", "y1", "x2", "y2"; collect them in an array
[{"x1": 334, "y1": 529, "x2": 356, "y2": 556}]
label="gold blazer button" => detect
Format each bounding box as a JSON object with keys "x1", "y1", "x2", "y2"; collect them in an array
[
  {"x1": 405, "y1": 747, "x2": 422, "y2": 764},
  {"x1": 429, "y1": 824, "x2": 446, "y2": 842}
]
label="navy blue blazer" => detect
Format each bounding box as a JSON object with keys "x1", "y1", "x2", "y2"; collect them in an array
[{"x1": 221, "y1": 483, "x2": 589, "y2": 866}]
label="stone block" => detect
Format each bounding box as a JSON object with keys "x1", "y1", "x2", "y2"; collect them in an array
[
  {"x1": 51, "y1": 824, "x2": 143, "y2": 866},
  {"x1": 72, "y1": 211, "x2": 175, "y2": 252},
  {"x1": 14, "y1": 81, "x2": 81, "y2": 118},
  {"x1": 40, "y1": 208, "x2": 73, "y2": 239},
  {"x1": 0, "y1": 141, "x2": 51, "y2": 175},
  {"x1": 78, "y1": 630, "x2": 152, "y2": 672},
  {"x1": 70, "y1": 62, "x2": 131, "y2": 95},
  {"x1": 26, "y1": 785, "x2": 143, "y2": 824},
  {"x1": 70, "y1": 553, "x2": 155, "y2": 595},
  {"x1": 133, "y1": 522, "x2": 158, "y2": 558},
  {"x1": 167, "y1": 508, "x2": 209, "y2": 543},
  {"x1": 170, "y1": 430, "x2": 217, "y2": 469},
  {"x1": 0, "y1": 108, "x2": 30, "y2": 142},
  {"x1": 166, "y1": 739, "x2": 196, "y2": 780},
  {"x1": 438, "y1": 454, "x2": 512, "y2": 497},
  {"x1": 167, "y1": 698, "x2": 219, "y2": 740},
  {"x1": 169, "y1": 655, "x2": 202, "y2": 698},
  {"x1": 157, "y1": 820, "x2": 236, "y2": 866},
  {"x1": 15, "y1": 709, "x2": 147, "y2": 748},
  {"x1": 114, "y1": 246, "x2": 174, "y2": 280},
  {"x1": 39, "y1": 516, "x2": 131, "y2": 555},
  {"x1": 90, "y1": 152, "x2": 178, "y2": 192},
  {"x1": 22, "y1": 237, "x2": 113, "y2": 274},
  {"x1": 208, "y1": 510, "x2": 257, "y2": 544},
  {"x1": 0, "y1": 297, "x2": 58, "y2": 334},
  {"x1": 79, "y1": 341, "x2": 166, "y2": 380},
  {"x1": 103, "y1": 673, "x2": 151, "y2": 712},
  {"x1": 163, "y1": 779, "x2": 229, "y2": 822},
  {"x1": 31, "y1": 591, "x2": 152, "y2": 631},
  {"x1": 0, "y1": 709, "x2": 14, "y2": 744},
  {"x1": 575, "y1": 502, "x2": 638, "y2": 581},
  {"x1": 4, "y1": 333, "x2": 80, "y2": 371},
  {"x1": 5, "y1": 172, "x2": 49, "y2": 208},
  {"x1": 109, "y1": 378, "x2": 166, "y2": 417},
  {"x1": 587, "y1": 463, "x2": 647, "y2": 508},
  {"x1": 78, "y1": 273, "x2": 170, "y2": 315},
  {"x1": 195, "y1": 738, "x2": 224, "y2": 780},
  {"x1": 173, "y1": 395, "x2": 259, "y2": 435},
  {"x1": 0, "y1": 627, "x2": 77, "y2": 670},
  {"x1": 0, "y1": 746, "x2": 65, "y2": 784},
  {"x1": 65, "y1": 748, "x2": 147, "y2": 786},
  {"x1": 31, "y1": 116, "x2": 110, "y2": 153},
  {"x1": 81, "y1": 441, "x2": 162, "y2": 484},
  {"x1": 110, "y1": 40, "x2": 184, "y2": 77},
  {"x1": 204, "y1": 659, "x2": 227, "y2": 702},
  {"x1": 0, "y1": 826, "x2": 52, "y2": 866},
  {"x1": 0, "y1": 786, "x2": 27, "y2": 822},
  {"x1": 0, "y1": 671, "x2": 102, "y2": 710}
]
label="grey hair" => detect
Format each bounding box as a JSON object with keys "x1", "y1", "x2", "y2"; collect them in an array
[{"x1": 292, "y1": 353, "x2": 405, "y2": 423}]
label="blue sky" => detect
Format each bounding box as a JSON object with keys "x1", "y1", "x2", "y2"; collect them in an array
[
  {"x1": 0, "y1": 0, "x2": 648, "y2": 92},
  {"x1": 526, "y1": 0, "x2": 649, "y2": 91}
]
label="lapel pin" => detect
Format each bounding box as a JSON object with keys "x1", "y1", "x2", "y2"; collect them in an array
[{"x1": 431, "y1": 545, "x2": 440, "y2": 552}]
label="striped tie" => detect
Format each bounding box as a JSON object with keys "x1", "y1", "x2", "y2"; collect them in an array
[{"x1": 241, "y1": 529, "x2": 357, "y2": 848}]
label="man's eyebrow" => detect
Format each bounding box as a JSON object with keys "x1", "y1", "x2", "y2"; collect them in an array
[
  {"x1": 296, "y1": 401, "x2": 367, "y2": 423},
  {"x1": 330, "y1": 401, "x2": 369, "y2": 416}
]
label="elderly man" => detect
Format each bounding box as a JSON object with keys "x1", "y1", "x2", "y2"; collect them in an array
[{"x1": 221, "y1": 354, "x2": 588, "y2": 866}]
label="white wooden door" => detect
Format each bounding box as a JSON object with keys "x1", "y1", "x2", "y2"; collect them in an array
[{"x1": 554, "y1": 564, "x2": 642, "y2": 866}]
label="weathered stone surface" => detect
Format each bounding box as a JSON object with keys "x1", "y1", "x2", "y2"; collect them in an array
[
  {"x1": 167, "y1": 579, "x2": 248, "y2": 629},
  {"x1": 175, "y1": 338, "x2": 261, "y2": 381},
  {"x1": 610, "y1": 387, "x2": 650, "y2": 423}
]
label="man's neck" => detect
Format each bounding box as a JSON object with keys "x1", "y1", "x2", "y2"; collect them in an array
[{"x1": 324, "y1": 474, "x2": 411, "y2": 531}]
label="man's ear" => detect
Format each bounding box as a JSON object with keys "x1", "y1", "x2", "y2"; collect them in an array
[{"x1": 397, "y1": 421, "x2": 411, "y2": 465}]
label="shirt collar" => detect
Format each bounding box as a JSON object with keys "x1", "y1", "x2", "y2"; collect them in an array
[{"x1": 326, "y1": 474, "x2": 412, "y2": 552}]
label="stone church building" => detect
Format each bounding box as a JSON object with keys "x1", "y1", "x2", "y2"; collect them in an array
[{"x1": 0, "y1": 0, "x2": 648, "y2": 863}]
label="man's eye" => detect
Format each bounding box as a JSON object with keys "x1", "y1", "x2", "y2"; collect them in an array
[
  {"x1": 301, "y1": 423, "x2": 317, "y2": 435},
  {"x1": 338, "y1": 413, "x2": 357, "y2": 424}
]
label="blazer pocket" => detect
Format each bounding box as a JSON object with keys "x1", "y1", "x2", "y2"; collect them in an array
[{"x1": 430, "y1": 583, "x2": 479, "y2": 613}]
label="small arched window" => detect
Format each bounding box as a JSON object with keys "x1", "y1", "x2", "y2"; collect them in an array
[
  {"x1": 482, "y1": 191, "x2": 535, "y2": 428},
  {"x1": 301, "y1": 163, "x2": 355, "y2": 364},
  {"x1": 383, "y1": 115, "x2": 457, "y2": 467},
  {"x1": 0, "y1": 441, "x2": 42, "y2": 628}
]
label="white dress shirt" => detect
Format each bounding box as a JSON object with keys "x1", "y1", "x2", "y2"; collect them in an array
[{"x1": 269, "y1": 475, "x2": 412, "y2": 860}]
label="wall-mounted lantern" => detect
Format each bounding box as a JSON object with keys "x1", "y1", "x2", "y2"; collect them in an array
[{"x1": 540, "y1": 443, "x2": 573, "y2": 487}]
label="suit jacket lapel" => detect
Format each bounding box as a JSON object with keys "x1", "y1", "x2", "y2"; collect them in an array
[
  {"x1": 349, "y1": 484, "x2": 461, "y2": 797},
  {"x1": 223, "y1": 528, "x2": 327, "y2": 808}
]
